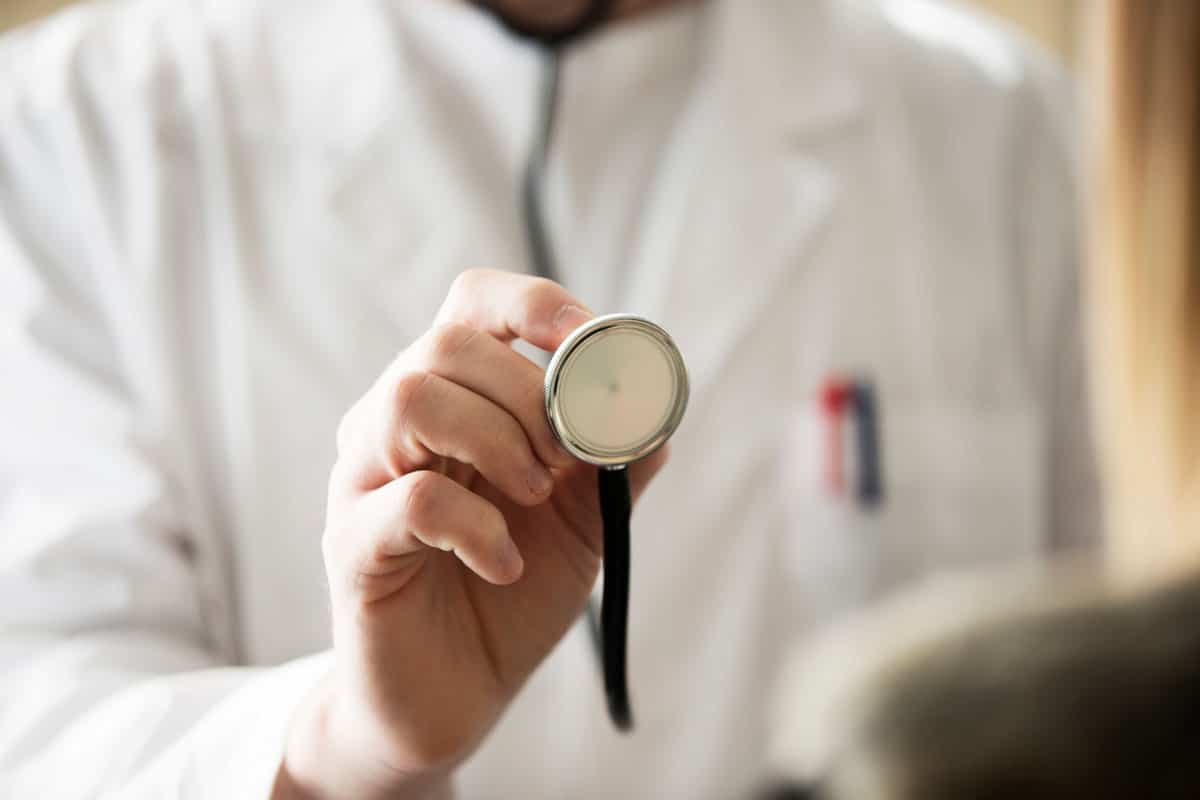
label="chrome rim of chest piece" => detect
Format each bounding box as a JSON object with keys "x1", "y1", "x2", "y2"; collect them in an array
[{"x1": 544, "y1": 314, "x2": 689, "y2": 468}]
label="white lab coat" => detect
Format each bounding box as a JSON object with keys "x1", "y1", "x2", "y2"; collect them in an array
[{"x1": 0, "y1": 0, "x2": 1096, "y2": 797}]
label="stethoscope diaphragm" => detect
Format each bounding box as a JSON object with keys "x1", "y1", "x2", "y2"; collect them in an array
[{"x1": 545, "y1": 314, "x2": 689, "y2": 468}]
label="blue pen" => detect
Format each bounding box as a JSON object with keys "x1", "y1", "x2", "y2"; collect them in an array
[{"x1": 852, "y1": 379, "x2": 883, "y2": 508}]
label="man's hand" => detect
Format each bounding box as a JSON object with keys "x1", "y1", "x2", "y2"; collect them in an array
[{"x1": 275, "y1": 270, "x2": 668, "y2": 799}]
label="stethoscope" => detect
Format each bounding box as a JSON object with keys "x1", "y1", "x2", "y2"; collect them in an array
[{"x1": 471, "y1": 0, "x2": 690, "y2": 733}]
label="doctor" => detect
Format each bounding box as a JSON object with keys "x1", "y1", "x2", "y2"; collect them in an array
[{"x1": 0, "y1": 0, "x2": 1096, "y2": 798}]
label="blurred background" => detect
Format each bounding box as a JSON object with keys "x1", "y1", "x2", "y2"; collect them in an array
[{"x1": 0, "y1": 0, "x2": 1086, "y2": 63}]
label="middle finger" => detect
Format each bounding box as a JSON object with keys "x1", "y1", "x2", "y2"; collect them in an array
[{"x1": 406, "y1": 322, "x2": 576, "y2": 471}]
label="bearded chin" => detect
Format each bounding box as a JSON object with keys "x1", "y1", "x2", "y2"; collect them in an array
[{"x1": 466, "y1": 0, "x2": 618, "y2": 47}]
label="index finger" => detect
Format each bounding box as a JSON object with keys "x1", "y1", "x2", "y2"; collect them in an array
[{"x1": 434, "y1": 269, "x2": 594, "y2": 352}]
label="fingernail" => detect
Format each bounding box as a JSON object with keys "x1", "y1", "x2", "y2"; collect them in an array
[
  {"x1": 529, "y1": 464, "x2": 554, "y2": 496},
  {"x1": 554, "y1": 304, "x2": 593, "y2": 333}
]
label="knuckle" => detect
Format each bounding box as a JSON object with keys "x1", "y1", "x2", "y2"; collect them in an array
[
  {"x1": 366, "y1": 528, "x2": 394, "y2": 568},
  {"x1": 525, "y1": 276, "x2": 564, "y2": 312},
  {"x1": 400, "y1": 471, "x2": 441, "y2": 527},
  {"x1": 449, "y1": 268, "x2": 486, "y2": 298},
  {"x1": 380, "y1": 373, "x2": 433, "y2": 474},
  {"x1": 427, "y1": 321, "x2": 478, "y2": 365},
  {"x1": 390, "y1": 371, "x2": 432, "y2": 422}
]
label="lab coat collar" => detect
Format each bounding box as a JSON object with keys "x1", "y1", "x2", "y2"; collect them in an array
[
  {"x1": 626, "y1": 0, "x2": 864, "y2": 398},
  {"x1": 708, "y1": 0, "x2": 863, "y2": 141}
]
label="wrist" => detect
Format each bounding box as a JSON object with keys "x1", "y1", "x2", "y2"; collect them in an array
[{"x1": 273, "y1": 671, "x2": 452, "y2": 800}]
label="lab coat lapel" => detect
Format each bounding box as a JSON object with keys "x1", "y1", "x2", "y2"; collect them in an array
[
  {"x1": 305, "y1": 36, "x2": 522, "y2": 340},
  {"x1": 628, "y1": 0, "x2": 863, "y2": 398},
  {"x1": 312, "y1": 121, "x2": 502, "y2": 339}
]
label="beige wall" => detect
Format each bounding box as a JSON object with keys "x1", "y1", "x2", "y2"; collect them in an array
[
  {"x1": 2, "y1": 1, "x2": 1084, "y2": 59},
  {"x1": 0, "y1": 0, "x2": 75, "y2": 32}
]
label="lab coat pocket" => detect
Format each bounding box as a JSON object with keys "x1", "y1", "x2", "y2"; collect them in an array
[{"x1": 779, "y1": 406, "x2": 1043, "y2": 615}]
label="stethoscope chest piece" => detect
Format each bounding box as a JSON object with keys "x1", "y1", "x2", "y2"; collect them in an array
[{"x1": 545, "y1": 314, "x2": 689, "y2": 468}]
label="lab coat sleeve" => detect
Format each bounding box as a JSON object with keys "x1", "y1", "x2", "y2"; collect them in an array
[
  {"x1": 0, "y1": 197, "x2": 334, "y2": 800},
  {"x1": 0, "y1": 24, "x2": 330, "y2": 800}
]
